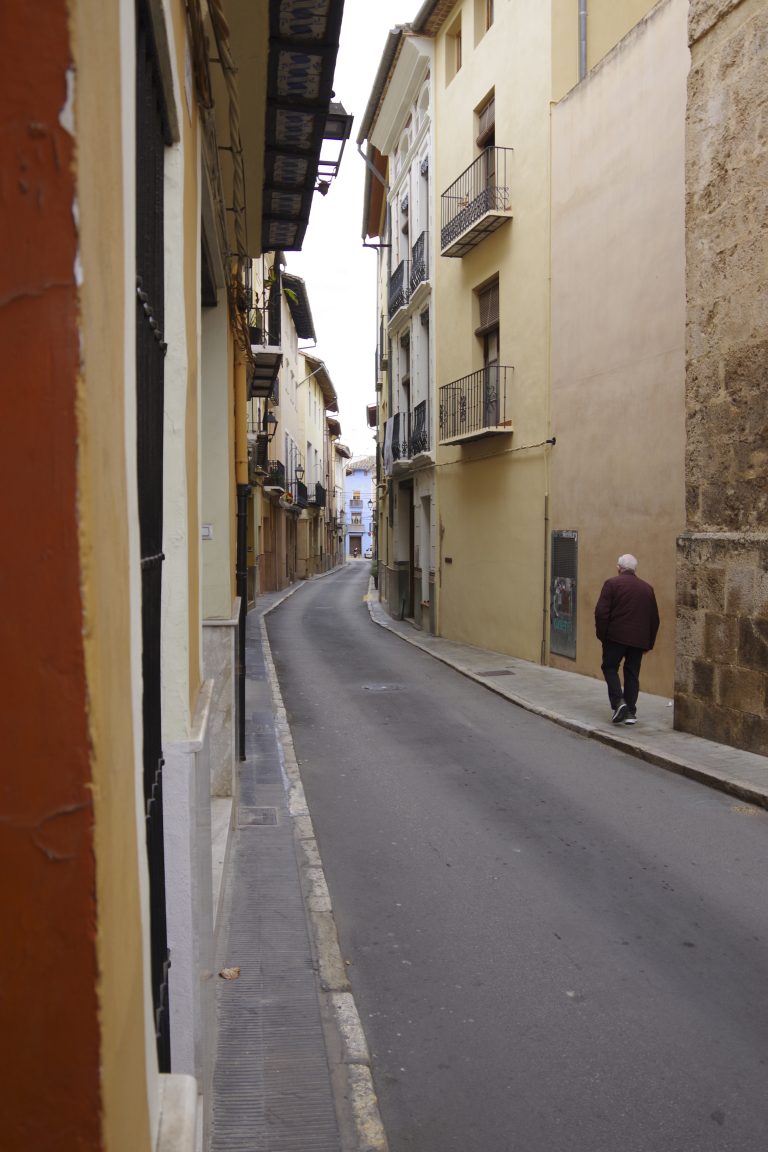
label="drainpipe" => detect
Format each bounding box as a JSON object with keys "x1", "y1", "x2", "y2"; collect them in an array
[
  {"x1": 235, "y1": 349, "x2": 249, "y2": 761},
  {"x1": 578, "y1": 0, "x2": 588, "y2": 81}
]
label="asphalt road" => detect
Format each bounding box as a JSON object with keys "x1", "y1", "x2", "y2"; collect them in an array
[{"x1": 266, "y1": 564, "x2": 768, "y2": 1152}]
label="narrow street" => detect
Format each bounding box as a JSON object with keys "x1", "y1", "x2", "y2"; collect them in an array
[{"x1": 266, "y1": 564, "x2": 768, "y2": 1152}]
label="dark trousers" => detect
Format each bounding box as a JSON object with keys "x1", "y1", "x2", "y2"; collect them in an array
[{"x1": 601, "y1": 641, "x2": 644, "y2": 711}]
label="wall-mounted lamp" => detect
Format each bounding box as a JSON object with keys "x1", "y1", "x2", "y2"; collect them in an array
[
  {"x1": 263, "y1": 409, "x2": 278, "y2": 443},
  {"x1": 316, "y1": 101, "x2": 354, "y2": 189}
]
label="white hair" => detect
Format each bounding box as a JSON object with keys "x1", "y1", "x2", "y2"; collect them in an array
[{"x1": 617, "y1": 554, "x2": 638, "y2": 572}]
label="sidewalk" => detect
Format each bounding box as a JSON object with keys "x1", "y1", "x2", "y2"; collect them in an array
[
  {"x1": 366, "y1": 584, "x2": 768, "y2": 811},
  {"x1": 210, "y1": 579, "x2": 387, "y2": 1152}
]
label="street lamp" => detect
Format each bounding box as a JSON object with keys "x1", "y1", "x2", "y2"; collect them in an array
[
  {"x1": 295, "y1": 464, "x2": 305, "y2": 482},
  {"x1": 263, "y1": 409, "x2": 278, "y2": 442},
  {"x1": 315, "y1": 102, "x2": 354, "y2": 193}
]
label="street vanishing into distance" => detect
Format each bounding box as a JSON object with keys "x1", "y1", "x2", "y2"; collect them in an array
[{"x1": 267, "y1": 564, "x2": 768, "y2": 1152}]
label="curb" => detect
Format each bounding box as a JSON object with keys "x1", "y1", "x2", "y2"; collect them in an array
[
  {"x1": 260, "y1": 610, "x2": 389, "y2": 1152},
  {"x1": 365, "y1": 586, "x2": 768, "y2": 814}
]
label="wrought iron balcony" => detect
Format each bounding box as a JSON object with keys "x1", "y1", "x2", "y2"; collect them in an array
[
  {"x1": 440, "y1": 148, "x2": 513, "y2": 258},
  {"x1": 410, "y1": 231, "x2": 429, "y2": 294},
  {"x1": 248, "y1": 434, "x2": 270, "y2": 482},
  {"x1": 294, "y1": 479, "x2": 309, "y2": 508},
  {"x1": 309, "y1": 482, "x2": 327, "y2": 508},
  {"x1": 390, "y1": 411, "x2": 403, "y2": 461},
  {"x1": 248, "y1": 298, "x2": 283, "y2": 398},
  {"x1": 438, "y1": 366, "x2": 514, "y2": 444},
  {"x1": 388, "y1": 258, "x2": 409, "y2": 316},
  {"x1": 265, "y1": 459, "x2": 286, "y2": 488},
  {"x1": 410, "y1": 399, "x2": 429, "y2": 455}
]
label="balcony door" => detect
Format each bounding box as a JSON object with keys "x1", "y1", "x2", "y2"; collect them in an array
[
  {"x1": 476, "y1": 94, "x2": 496, "y2": 208},
  {"x1": 477, "y1": 279, "x2": 500, "y2": 428}
]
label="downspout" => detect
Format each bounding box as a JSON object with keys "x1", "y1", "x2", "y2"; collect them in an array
[
  {"x1": 578, "y1": 0, "x2": 588, "y2": 81},
  {"x1": 358, "y1": 141, "x2": 387, "y2": 187},
  {"x1": 235, "y1": 349, "x2": 249, "y2": 761}
]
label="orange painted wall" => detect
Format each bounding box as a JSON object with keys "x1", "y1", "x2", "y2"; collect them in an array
[{"x1": 0, "y1": 5, "x2": 101, "y2": 1148}]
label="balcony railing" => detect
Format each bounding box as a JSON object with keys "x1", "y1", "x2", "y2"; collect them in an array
[
  {"x1": 248, "y1": 297, "x2": 283, "y2": 398},
  {"x1": 389, "y1": 401, "x2": 431, "y2": 467},
  {"x1": 388, "y1": 258, "x2": 409, "y2": 316},
  {"x1": 440, "y1": 147, "x2": 513, "y2": 258},
  {"x1": 410, "y1": 231, "x2": 428, "y2": 294},
  {"x1": 390, "y1": 411, "x2": 403, "y2": 461},
  {"x1": 266, "y1": 459, "x2": 286, "y2": 488},
  {"x1": 410, "y1": 399, "x2": 429, "y2": 455},
  {"x1": 309, "y1": 482, "x2": 327, "y2": 508},
  {"x1": 438, "y1": 366, "x2": 514, "y2": 444},
  {"x1": 294, "y1": 479, "x2": 309, "y2": 508}
]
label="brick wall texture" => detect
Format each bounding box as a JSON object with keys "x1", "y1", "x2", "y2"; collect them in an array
[{"x1": 676, "y1": 0, "x2": 768, "y2": 754}]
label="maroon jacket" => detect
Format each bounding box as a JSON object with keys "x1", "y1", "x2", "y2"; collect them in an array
[{"x1": 594, "y1": 572, "x2": 659, "y2": 651}]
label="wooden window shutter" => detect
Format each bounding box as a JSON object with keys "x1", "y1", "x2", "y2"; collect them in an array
[
  {"x1": 477, "y1": 96, "x2": 495, "y2": 146},
  {"x1": 476, "y1": 279, "x2": 499, "y2": 333}
]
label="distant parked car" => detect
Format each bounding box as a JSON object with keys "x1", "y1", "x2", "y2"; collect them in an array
[{"x1": 364, "y1": 548, "x2": 373, "y2": 559}]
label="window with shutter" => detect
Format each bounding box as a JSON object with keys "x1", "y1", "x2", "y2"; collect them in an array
[
  {"x1": 475, "y1": 278, "x2": 499, "y2": 334},
  {"x1": 476, "y1": 95, "x2": 495, "y2": 148}
]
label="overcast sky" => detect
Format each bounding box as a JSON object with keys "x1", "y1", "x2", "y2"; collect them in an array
[{"x1": 287, "y1": 0, "x2": 417, "y2": 457}]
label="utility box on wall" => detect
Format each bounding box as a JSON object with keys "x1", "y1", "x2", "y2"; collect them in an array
[{"x1": 550, "y1": 530, "x2": 578, "y2": 659}]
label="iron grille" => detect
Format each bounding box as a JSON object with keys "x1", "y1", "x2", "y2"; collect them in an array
[
  {"x1": 388, "y1": 258, "x2": 409, "y2": 315},
  {"x1": 267, "y1": 460, "x2": 286, "y2": 488},
  {"x1": 136, "y1": 0, "x2": 170, "y2": 1072},
  {"x1": 309, "y1": 482, "x2": 327, "y2": 508},
  {"x1": 438, "y1": 365, "x2": 512, "y2": 442},
  {"x1": 410, "y1": 231, "x2": 428, "y2": 293},
  {"x1": 410, "y1": 400, "x2": 429, "y2": 454},
  {"x1": 440, "y1": 147, "x2": 513, "y2": 253}
]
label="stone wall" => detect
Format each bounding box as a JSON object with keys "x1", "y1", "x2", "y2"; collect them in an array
[{"x1": 676, "y1": 0, "x2": 768, "y2": 754}]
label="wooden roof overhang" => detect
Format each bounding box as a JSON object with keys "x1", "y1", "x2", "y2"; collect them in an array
[{"x1": 262, "y1": 0, "x2": 346, "y2": 252}]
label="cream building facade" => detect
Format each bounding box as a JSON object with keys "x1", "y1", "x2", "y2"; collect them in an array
[
  {"x1": 359, "y1": 26, "x2": 438, "y2": 630},
  {"x1": 363, "y1": 0, "x2": 687, "y2": 695},
  {"x1": 549, "y1": 0, "x2": 688, "y2": 695}
]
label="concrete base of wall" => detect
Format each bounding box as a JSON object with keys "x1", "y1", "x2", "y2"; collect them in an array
[
  {"x1": 156, "y1": 1074, "x2": 197, "y2": 1152},
  {"x1": 164, "y1": 680, "x2": 216, "y2": 1142},
  {"x1": 675, "y1": 531, "x2": 768, "y2": 755},
  {"x1": 203, "y1": 605, "x2": 238, "y2": 797}
]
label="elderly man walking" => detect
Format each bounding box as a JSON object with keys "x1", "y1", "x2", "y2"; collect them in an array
[{"x1": 594, "y1": 554, "x2": 659, "y2": 725}]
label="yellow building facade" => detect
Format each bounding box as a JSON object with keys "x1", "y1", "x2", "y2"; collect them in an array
[
  {"x1": 364, "y1": 0, "x2": 685, "y2": 694},
  {"x1": 2, "y1": 0, "x2": 347, "y2": 1147}
]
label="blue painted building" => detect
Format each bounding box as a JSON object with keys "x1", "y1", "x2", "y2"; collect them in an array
[{"x1": 344, "y1": 456, "x2": 375, "y2": 558}]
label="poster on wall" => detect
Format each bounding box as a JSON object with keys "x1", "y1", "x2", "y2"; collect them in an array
[{"x1": 550, "y1": 530, "x2": 578, "y2": 659}]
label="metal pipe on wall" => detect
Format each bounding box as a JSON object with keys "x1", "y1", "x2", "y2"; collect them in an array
[
  {"x1": 235, "y1": 352, "x2": 249, "y2": 760},
  {"x1": 579, "y1": 0, "x2": 588, "y2": 80}
]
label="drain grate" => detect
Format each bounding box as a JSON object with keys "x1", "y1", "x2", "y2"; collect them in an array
[
  {"x1": 239, "y1": 806, "x2": 278, "y2": 827},
  {"x1": 477, "y1": 669, "x2": 516, "y2": 677}
]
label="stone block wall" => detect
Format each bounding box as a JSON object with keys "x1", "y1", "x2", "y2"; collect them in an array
[
  {"x1": 677, "y1": 0, "x2": 768, "y2": 754},
  {"x1": 676, "y1": 533, "x2": 768, "y2": 751}
]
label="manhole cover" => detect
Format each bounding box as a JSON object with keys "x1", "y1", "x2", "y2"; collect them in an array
[
  {"x1": 477, "y1": 669, "x2": 516, "y2": 677},
  {"x1": 362, "y1": 683, "x2": 405, "y2": 692},
  {"x1": 239, "y1": 806, "x2": 278, "y2": 827}
]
